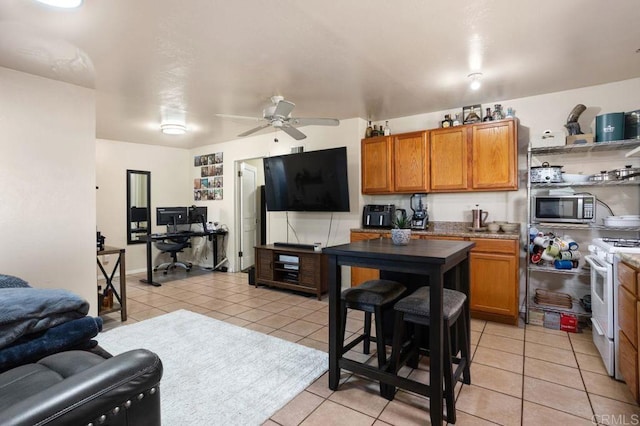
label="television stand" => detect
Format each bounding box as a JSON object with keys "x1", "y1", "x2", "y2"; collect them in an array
[
  {"x1": 255, "y1": 244, "x2": 327, "y2": 300},
  {"x1": 273, "y1": 242, "x2": 317, "y2": 251}
]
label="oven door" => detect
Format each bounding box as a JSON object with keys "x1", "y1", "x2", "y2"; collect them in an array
[{"x1": 584, "y1": 254, "x2": 614, "y2": 376}]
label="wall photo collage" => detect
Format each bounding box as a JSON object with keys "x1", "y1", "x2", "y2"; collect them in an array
[{"x1": 194, "y1": 152, "x2": 223, "y2": 200}]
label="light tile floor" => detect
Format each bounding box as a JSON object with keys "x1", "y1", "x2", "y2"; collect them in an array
[{"x1": 100, "y1": 270, "x2": 640, "y2": 425}]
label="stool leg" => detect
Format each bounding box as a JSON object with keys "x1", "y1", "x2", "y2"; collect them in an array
[
  {"x1": 460, "y1": 305, "x2": 471, "y2": 385},
  {"x1": 374, "y1": 306, "x2": 387, "y2": 367},
  {"x1": 407, "y1": 324, "x2": 420, "y2": 369},
  {"x1": 383, "y1": 311, "x2": 405, "y2": 401},
  {"x1": 443, "y1": 319, "x2": 456, "y2": 424},
  {"x1": 363, "y1": 311, "x2": 372, "y2": 354},
  {"x1": 338, "y1": 301, "x2": 347, "y2": 357}
]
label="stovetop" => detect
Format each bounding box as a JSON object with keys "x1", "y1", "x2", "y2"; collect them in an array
[{"x1": 591, "y1": 237, "x2": 640, "y2": 254}]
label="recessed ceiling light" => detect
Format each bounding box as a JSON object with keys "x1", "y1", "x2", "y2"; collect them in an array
[
  {"x1": 468, "y1": 72, "x2": 483, "y2": 90},
  {"x1": 34, "y1": 0, "x2": 83, "y2": 8},
  {"x1": 161, "y1": 122, "x2": 187, "y2": 135}
]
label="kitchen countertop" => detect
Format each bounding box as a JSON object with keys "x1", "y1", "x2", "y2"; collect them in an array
[
  {"x1": 619, "y1": 253, "x2": 640, "y2": 269},
  {"x1": 352, "y1": 221, "x2": 520, "y2": 240}
]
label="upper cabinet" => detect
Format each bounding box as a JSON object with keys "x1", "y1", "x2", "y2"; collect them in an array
[
  {"x1": 361, "y1": 131, "x2": 429, "y2": 194},
  {"x1": 362, "y1": 119, "x2": 518, "y2": 195},
  {"x1": 471, "y1": 120, "x2": 518, "y2": 190},
  {"x1": 430, "y1": 126, "x2": 469, "y2": 191}
]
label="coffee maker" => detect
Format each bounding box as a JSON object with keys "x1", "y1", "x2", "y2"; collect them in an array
[{"x1": 409, "y1": 193, "x2": 429, "y2": 230}]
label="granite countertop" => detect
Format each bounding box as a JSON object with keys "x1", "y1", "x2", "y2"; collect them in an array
[
  {"x1": 619, "y1": 253, "x2": 640, "y2": 269},
  {"x1": 352, "y1": 221, "x2": 521, "y2": 240}
]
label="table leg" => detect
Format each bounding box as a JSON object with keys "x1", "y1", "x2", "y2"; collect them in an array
[
  {"x1": 328, "y1": 255, "x2": 340, "y2": 390},
  {"x1": 118, "y1": 250, "x2": 127, "y2": 321},
  {"x1": 429, "y1": 270, "x2": 444, "y2": 425},
  {"x1": 140, "y1": 237, "x2": 161, "y2": 286}
]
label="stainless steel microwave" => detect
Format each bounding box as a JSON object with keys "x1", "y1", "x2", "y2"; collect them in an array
[{"x1": 532, "y1": 195, "x2": 596, "y2": 223}]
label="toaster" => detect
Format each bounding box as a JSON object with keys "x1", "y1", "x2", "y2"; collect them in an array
[{"x1": 362, "y1": 204, "x2": 395, "y2": 228}]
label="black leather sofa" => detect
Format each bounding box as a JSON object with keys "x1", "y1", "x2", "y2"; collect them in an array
[{"x1": 0, "y1": 348, "x2": 163, "y2": 426}]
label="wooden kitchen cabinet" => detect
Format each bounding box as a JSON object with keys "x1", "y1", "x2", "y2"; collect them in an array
[
  {"x1": 471, "y1": 120, "x2": 518, "y2": 190},
  {"x1": 617, "y1": 260, "x2": 640, "y2": 403},
  {"x1": 392, "y1": 131, "x2": 429, "y2": 192},
  {"x1": 361, "y1": 136, "x2": 393, "y2": 194},
  {"x1": 361, "y1": 131, "x2": 429, "y2": 194},
  {"x1": 430, "y1": 126, "x2": 469, "y2": 191},
  {"x1": 421, "y1": 234, "x2": 520, "y2": 325},
  {"x1": 350, "y1": 231, "x2": 383, "y2": 286},
  {"x1": 429, "y1": 119, "x2": 518, "y2": 193}
]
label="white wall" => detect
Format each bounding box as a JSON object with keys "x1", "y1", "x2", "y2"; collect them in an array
[
  {"x1": 190, "y1": 118, "x2": 364, "y2": 273},
  {"x1": 95, "y1": 139, "x2": 192, "y2": 273},
  {"x1": 0, "y1": 67, "x2": 97, "y2": 314}
]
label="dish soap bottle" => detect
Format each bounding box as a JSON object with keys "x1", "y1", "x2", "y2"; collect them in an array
[{"x1": 383, "y1": 121, "x2": 391, "y2": 136}]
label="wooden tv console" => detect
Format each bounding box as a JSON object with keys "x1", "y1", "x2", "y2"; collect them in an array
[{"x1": 254, "y1": 244, "x2": 327, "y2": 300}]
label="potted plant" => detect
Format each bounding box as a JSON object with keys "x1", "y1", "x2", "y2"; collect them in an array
[{"x1": 391, "y1": 211, "x2": 412, "y2": 245}]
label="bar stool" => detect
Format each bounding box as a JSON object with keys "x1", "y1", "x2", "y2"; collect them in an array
[
  {"x1": 338, "y1": 279, "x2": 407, "y2": 388},
  {"x1": 387, "y1": 286, "x2": 471, "y2": 424}
]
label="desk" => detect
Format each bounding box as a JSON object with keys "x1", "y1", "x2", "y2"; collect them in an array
[
  {"x1": 96, "y1": 246, "x2": 127, "y2": 321},
  {"x1": 323, "y1": 238, "x2": 474, "y2": 425},
  {"x1": 141, "y1": 229, "x2": 228, "y2": 287}
]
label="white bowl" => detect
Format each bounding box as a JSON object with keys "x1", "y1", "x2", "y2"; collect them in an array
[
  {"x1": 562, "y1": 173, "x2": 592, "y2": 183},
  {"x1": 500, "y1": 223, "x2": 519, "y2": 232},
  {"x1": 487, "y1": 223, "x2": 501, "y2": 232}
]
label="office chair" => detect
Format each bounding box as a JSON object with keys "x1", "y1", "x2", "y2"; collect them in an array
[{"x1": 153, "y1": 230, "x2": 192, "y2": 274}]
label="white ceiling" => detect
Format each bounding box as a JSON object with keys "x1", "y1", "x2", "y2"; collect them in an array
[{"x1": 1, "y1": 0, "x2": 639, "y2": 148}]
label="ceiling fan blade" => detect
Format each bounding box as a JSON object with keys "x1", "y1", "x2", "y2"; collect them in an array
[
  {"x1": 238, "y1": 123, "x2": 271, "y2": 137},
  {"x1": 281, "y1": 125, "x2": 307, "y2": 140},
  {"x1": 216, "y1": 113, "x2": 263, "y2": 122},
  {"x1": 273, "y1": 100, "x2": 295, "y2": 118},
  {"x1": 290, "y1": 117, "x2": 340, "y2": 127}
]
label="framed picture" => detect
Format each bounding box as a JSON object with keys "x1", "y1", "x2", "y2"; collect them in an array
[{"x1": 463, "y1": 104, "x2": 482, "y2": 124}]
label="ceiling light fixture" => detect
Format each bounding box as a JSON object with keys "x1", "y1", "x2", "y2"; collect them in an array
[
  {"x1": 160, "y1": 122, "x2": 187, "y2": 135},
  {"x1": 34, "y1": 0, "x2": 83, "y2": 8},
  {"x1": 468, "y1": 72, "x2": 483, "y2": 90}
]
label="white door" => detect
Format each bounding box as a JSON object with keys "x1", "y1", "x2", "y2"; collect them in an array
[{"x1": 239, "y1": 162, "x2": 258, "y2": 271}]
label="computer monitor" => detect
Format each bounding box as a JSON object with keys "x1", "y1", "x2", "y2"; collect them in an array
[
  {"x1": 156, "y1": 207, "x2": 188, "y2": 231},
  {"x1": 188, "y1": 205, "x2": 207, "y2": 227}
]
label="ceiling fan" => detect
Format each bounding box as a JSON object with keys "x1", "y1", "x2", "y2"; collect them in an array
[{"x1": 216, "y1": 96, "x2": 339, "y2": 140}]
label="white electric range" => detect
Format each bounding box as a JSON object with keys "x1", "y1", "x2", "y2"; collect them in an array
[{"x1": 586, "y1": 237, "x2": 640, "y2": 379}]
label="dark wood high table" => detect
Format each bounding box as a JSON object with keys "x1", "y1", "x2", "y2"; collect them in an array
[{"x1": 323, "y1": 238, "x2": 475, "y2": 425}]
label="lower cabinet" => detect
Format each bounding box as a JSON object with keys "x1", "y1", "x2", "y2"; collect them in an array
[
  {"x1": 468, "y1": 238, "x2": 519, "y2": 325},
  {"x1": 618, "y1": 260, "x2": 640, "y2": 403},
  {"x1": 350, "y1": 231, "x2": 384, "y2": 287},
  {"x1": 254, "y1": 245, "x2": 327, "y2": 300},
  {"x1": 349, "y1": 231, "x2": 520, "y2": 324}
]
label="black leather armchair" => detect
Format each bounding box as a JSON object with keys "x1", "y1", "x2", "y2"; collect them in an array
[{"x1": 0, "y1": 349, "x2": 162, "y2": 426}]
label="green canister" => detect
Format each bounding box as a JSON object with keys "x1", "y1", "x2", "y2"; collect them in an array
[{"x1": 595, "y1": 112, "x2": 625, "y2": 142}]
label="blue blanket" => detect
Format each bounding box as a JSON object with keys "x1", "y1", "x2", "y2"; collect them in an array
[
  {"x1": 0, "y1": 316, "x2": 102, "y2": 372},
  {"x1": 0, "y1": 288, "x2": 89, "y2": 349}
]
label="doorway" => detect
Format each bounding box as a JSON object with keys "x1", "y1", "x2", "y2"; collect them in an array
[{"x1": 235, "y1": 158, "x2": 264, "y2": 272}]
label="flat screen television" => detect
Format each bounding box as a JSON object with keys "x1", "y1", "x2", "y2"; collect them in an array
[{"x1": 263, "y1": 147, "x2": 350, "y2": 212}]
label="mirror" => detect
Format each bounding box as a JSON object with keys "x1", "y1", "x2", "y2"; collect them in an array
[{"x1": 127, "y1": 170, "x2": 151, "y2": 245}]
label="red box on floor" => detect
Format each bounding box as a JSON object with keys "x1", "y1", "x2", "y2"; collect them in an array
[{"x1": 560, "y1": 313, "x2": 578, "y2": 332}]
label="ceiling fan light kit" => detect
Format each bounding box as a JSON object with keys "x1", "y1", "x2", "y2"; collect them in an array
[
  {"x1": 160, "y1": 122, "x2": 187, "y2": 135},
  {"x1": 217, "y1": 96, "x2": 340, "y2": 141}
]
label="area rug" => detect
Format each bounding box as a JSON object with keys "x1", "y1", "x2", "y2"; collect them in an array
[{"x1": 98, "y1": 309, "x2": 328, "y2": 425}]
